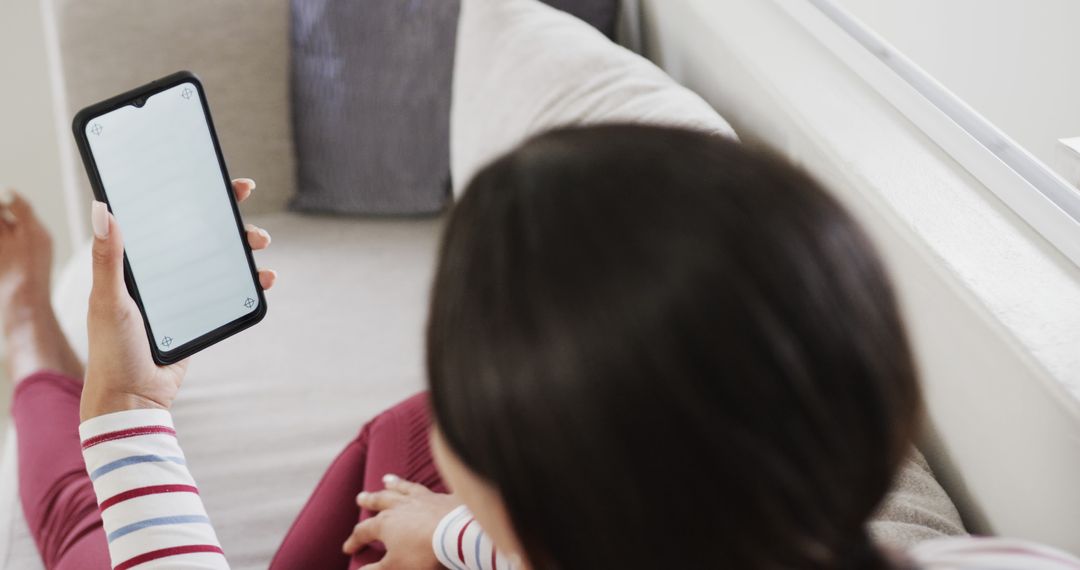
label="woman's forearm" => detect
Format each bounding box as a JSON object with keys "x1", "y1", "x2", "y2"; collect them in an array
[{"x1": 80, "y1": 409, "x2": 229, "y2": 569}]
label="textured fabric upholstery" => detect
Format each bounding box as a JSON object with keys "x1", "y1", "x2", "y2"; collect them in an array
[
  {"x1": 290, "y1": 0, "x2": 460, "y2": 215},
  {"x1": 288, "y1": 0, "x2": 621, "y2": 215}
]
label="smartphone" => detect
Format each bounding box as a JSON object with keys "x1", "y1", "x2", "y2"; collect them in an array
[{"x1": 73, "y1": 71, "x2": 266, "y2": 365}]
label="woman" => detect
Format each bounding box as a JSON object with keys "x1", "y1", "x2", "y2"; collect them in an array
[{"x1": 6, "y1": 125, "x2": 1078, "y2": 569}]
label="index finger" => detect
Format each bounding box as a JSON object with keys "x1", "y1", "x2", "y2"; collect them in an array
[
  {"x1": 343, "y1": 517, "x2": 382, "y2": 555},
  {"x1": 357, "y1": 489, "x2": 404, "y2": 512},
  {"x1": 232, "y1": 178, "x2": 256, "y2": 203}
]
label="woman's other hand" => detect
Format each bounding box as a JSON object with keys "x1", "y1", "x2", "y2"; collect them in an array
[
  {"x1": 81, "y1": 178, "x2": 276, "y2": 420},
  {"x1": 345, "y1": 474, "x2": 461, "y2": 569}
]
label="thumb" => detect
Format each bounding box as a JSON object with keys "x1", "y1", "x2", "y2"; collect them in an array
[{"x1": 90, "y1": 201, "x2": 126, "y2": 301}]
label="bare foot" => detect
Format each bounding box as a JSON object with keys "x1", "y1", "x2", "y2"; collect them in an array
[{"x1": 0, "y1": 190, "x2": 83, "y2": 382}]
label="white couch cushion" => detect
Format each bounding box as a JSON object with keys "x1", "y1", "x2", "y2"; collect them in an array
[{"x1": 451, "y1": 0, "x2": 737, "y2": 192}]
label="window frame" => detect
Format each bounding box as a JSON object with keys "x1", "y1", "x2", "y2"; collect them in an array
[{"x1": 781, "y1": 0, "x2": 1080, "y2": 269}]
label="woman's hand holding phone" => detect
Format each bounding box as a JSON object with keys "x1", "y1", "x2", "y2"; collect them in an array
[{"x1": 81, "y1": 178, "x2": 276, "y2": 421}]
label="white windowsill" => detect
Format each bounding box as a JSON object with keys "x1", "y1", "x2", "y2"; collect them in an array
[
  {"x1": 764, "y1": 0, "x2": 1080, "y2": 405},
  {"x1": 648, "y1": 0, "x2": 1080, "y2": 404},
  {"x1": 1061, "y1": 138, "x2": 1080, "y2": 186}
]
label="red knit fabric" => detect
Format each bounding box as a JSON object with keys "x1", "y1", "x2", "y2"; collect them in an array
[
  {"x1": 13, "y1": 371, "x2": 110, "y2": 570},
  {"x1": 270, "y1": 392, "x2": 445, "y2": 570}
]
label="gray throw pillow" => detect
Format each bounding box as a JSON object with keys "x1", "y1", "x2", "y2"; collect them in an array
[
  {"x1": 290, "y1": 0, "x2": 619, "y2": 215},
  {"x1": 544, "y1": 0, "x2": 619, "y2": 39}
]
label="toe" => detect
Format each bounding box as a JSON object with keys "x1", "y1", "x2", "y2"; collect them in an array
[
  {"x1": 0, "y1": 190, "x2": 16, "y2": 227},
  {"x1": 6, "y1": 191, "x2": 36, "y2": 226}
]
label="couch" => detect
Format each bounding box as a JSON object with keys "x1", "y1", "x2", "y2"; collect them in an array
[{"x1": 0, "y1": 1, "x2": 967, "y2": 568}]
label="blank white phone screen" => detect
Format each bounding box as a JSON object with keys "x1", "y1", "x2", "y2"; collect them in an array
[{"x1": 86, "y1": 82, "x2": 259, "y2": 353}]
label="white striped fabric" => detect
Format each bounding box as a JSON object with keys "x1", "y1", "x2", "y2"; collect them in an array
[
  {"x1": 433, "y1": 506, "x2": 517, "y2": 570},
  {"x1": 80, "y1": 409, "x2": 228, "y2": 570}
]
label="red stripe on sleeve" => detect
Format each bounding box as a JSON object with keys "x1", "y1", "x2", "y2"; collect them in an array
[
  {"x1": 114, "y1": 544, "x2": 224, "y2": 570},
  {"x1": 492, "y1": 545, "x2": 498, "y2": 570},
  {"x1": 458, "y1": 517, "x2": 475, "y2": 564},
  {"x1": 82, "y1": 425, "x2": 177, "y2": 450},
  {"x1": 99, "y1": 484, "x2": 199, "y2": 512}
]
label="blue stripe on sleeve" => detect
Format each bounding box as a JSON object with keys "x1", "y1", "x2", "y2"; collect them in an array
[
  {"x1": 89, "y1": 454, "x2": 187, "y2": 481},
  {"x1": 107, "y1": 514, "x2": 211, "y2": 543},
  {"x1": 475, "y1": 528, "x2": 486, "y2": 570}
]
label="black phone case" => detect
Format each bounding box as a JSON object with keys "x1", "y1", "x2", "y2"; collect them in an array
[{"x1": 72, "y1": 70, "x2": 267, "y2": 365}]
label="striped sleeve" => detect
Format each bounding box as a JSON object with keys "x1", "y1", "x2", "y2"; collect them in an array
[
  {"x1": 433, "y1": 506, "x2": 517, "y2": 570},
  {"x1": 80, "y1": 409, "x2": 228, "y2": 570}
]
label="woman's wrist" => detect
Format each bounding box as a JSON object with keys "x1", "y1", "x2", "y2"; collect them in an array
[{"x1": 80, "y1": 388, "x2": 169, "y2": 422}]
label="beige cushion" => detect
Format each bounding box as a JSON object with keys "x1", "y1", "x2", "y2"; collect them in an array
[
  {"x1": 451, "y1": 0, "x2": 737, "y2": 192},
  {"x1": 53, "y1": 0, "x2": 296, "y2": 218}
]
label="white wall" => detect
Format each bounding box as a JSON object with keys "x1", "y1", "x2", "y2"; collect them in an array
[
  {"x1": 0, "y1": 0, "x2": 73, "y2": 266},
  {"x1": 0, "y1": 0, "x2": 71, "y2": 432},
  {"x1": 836, "y1": 0, "x2": 1080, "y2": 184}
]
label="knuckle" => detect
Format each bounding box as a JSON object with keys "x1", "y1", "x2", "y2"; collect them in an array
[{"x1": 91, "y1": 246, "x2": 113, "y2": 266}]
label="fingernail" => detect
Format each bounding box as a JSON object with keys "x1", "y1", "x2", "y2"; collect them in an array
[
  {"x1": 245, "y1": 223, "x2": 257, "y2": 232},
  {"x1": 383, "y1": 474, "x2": 400, "y2": 485},
  {"x1": 91, "y1": 201, "x2": 110, "y2": 240},
  {"x1": 357, "y1": 491, "x2": 369, "y2": 501},
  {"x1": 259, "y1": 229, "x2": 271, "y2": 243},
  {"x1": 239, "y1": 178, "x2": 256, "y2": 189}
]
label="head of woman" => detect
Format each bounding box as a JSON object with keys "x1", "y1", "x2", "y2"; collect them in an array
[{"x1": 426, "y1": 125, "x2": 921, "y2": 570}]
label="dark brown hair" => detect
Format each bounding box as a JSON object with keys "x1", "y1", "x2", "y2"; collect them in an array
[{"x1": 427, "y1": 125, "x2": 921, "y2": 569}]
